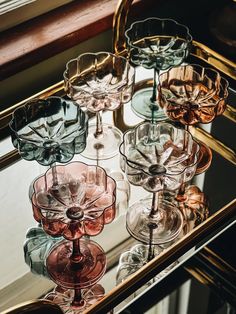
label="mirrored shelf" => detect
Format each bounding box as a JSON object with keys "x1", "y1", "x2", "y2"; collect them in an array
[{"x1": 0, "y1": 0, "x2": 236, "y2": 312}]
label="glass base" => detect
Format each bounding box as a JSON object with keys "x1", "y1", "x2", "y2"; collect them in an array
[
  {"x1": 196, "y1": 141, "x2": 212, "y2": 175},
  {"x1": 131, "y1": 87, "x2": 168, "y2": 121},
  {"x1": 46, "y1": 239, "x2": 106, "y2": 289},
  {"x1": 81, "y1": 123, "x2": 122, "y2": 160},
  {"x1": 126, "y1": 198, "x2": 183, "y2": 245}
]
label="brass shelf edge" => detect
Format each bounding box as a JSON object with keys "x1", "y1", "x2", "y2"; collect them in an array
[
  {"x1": 0, "y1": 81, "x2": 64, "y2": 129},
  {"x1": 189, "y1": 126, "x2": 236, "y2": 165},
  {"x1": 84, "y1": 199, "x2": 236, "y2": 313},
  {"x1": 223, "y1": 104, "x2": 236, "y2": 123},
  {"x1": 0, "y1": 149, "x2": 20, "y2": 171}
]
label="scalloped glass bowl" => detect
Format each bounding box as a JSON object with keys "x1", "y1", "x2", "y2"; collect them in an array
[
  {"x1": 31, "y1": 161, "x2": 116, "y2": 238},
  {"x1": 125, "y1": 18, "x2": 192, "y2": 70},
  {"x1": 9, "y1": 97, "x2": 88, "y2": 166},
  {"x1": 158, "y1": 64, "x2": 229, "y2": 125},
  {"x1": 120, "y1": 122, "x2": 200, "y2": 193},
  {"x1": 119, "y1": 121, "x2": 199, "y2": 244},
  {"x1": 64, "y1": 52, "x2": 135, "y2": 160},
  {"x1": 45, "y1": 284, "x2": 105, "y2": 314},
  {"x1": 64, "y1": 52, "x2": 134, "y2": 112},
  {"x1": 158, "y1": 64, "x2": 229, "y2": 174},
  {"x1": 125, "y1": 17, "x2": 192, "y2": 121},
  {"x1": 30, "y1": 161, "x2": 115, "y2": 307}
]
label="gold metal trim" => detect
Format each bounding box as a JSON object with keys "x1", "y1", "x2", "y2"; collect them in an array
[
  {"x1": 184, "y1": 246, "x2": 236, "y2": 295},
  {"x1": 0, "y1": 299, "x2": 63, "y2": 314},
  {"x1": 84, "y1": 198, "x2": 236, "y2": 313},
  {"x1": 223, "y1": 104, "x2": 236, "y2": 123},
  {"x1": 189, "y1": 126, "x2": 236, "y2": 165},
  {"x1": 0, "y1": 149, "x2": 20, "y2": 171},
  {"x1": 0, "y1": 81, "x2": 64, "y2": 129},
  {"x1": 112, "y1": 0, "x2": 236, "y2": 82}
]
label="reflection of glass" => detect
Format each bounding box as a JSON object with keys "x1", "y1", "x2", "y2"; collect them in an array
[
  {"x1": 106, "y1": 170, "x2": 130, "y2": 219},
  {"x1": 120, "y1": 122, "x2": 199, "y2": 244},
  {"x1": 9, "y1": 97, "x2": 88, "y2": 166},
  {"x1": 116, "y1": 243, "x2": 177, "y2": 288},
  {"x1": 116, "y1": 244, "x2": 162, "y2": 285},
  {"x1": 158, "y1": 64, "x2": 229, "y2": 174},
  {"x1": 24, "y1": 226, "x2": 61, "y2": 276},
  {"x1": 177, "y1": 185, "x2": 209, "y2": 236},
  {"x1": 64, "y1": 52, "x2": 135, "y2": 160},
  {"x1": 125, "y1": 17, "x2": 192, "y2": 121},
  {"x1": 31, "y1": 162, "x2": 116, "y2": 311},
  {"x1": 45, "y1": 284, "x2": 105, "y2": 314}
]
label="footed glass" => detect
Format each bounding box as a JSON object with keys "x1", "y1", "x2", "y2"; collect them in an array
[
  {"x1": 120, "y1": 122, "x2": 200, "y2": 244},
  {"x1": 31, "y1": 161, "x2": 116, "y2": 311},
  {"x1": 158, "y1": 64, "x2": 229, "y2": 174},
  {"x1": 64, "y1": 52, "x2": 135, "y2": 160},
  {"x1": 125, "y1": 17, "x2": 192, "y2": 121}
]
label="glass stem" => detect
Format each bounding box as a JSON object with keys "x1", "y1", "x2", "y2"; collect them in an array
[
  {"x1": 70, "y1": 239, "x2": 83, "y2": 265},
  {"x1": 150, "y1": 68, "x2": 158, "y2": 103},
  {"x1": 50, "y1": 162, "x2": 58, "y2": 186},
  {"x1": 94, "y1": 111, "x2": 103, "y2": 139},
  {"x1": 72, "y1": 288, "x2": 85, "y2": 308},
  {"x1": 149, "y1": 191, "x2": 161, "y2": 217},
  {"x1": 147, "y1": 241, "x2": 155, "y2": 261},
  {"x1": 150, "y1": 68, "x2": 159, "y2": 123}
]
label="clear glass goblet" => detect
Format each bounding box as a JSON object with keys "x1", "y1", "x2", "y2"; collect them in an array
[
  {"x1": 125, "y1": 17, "x2": 192, "y2": 122},
  {"x1": 120, "y1": 122, "x2": 199, "y2": 244},
  {"x1": 64, "y1": 52, "x2": 135, "y2": 160}
]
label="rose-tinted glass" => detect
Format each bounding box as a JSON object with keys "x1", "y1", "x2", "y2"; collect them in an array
[{"x1": 31, "y1": 162, "x2": 116, "y2": 239}]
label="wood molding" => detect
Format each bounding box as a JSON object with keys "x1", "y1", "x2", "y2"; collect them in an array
[{"x1": 0, "y1": 0, "x2": 156, "y2": 80}]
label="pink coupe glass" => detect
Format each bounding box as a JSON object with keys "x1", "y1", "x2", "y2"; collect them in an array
[
  {"x1": 64, "y1": 52, "x2": 135, "y2": 160},
  {"x1": 31, "y1": 161, "x2": 116, "y2": 311}
]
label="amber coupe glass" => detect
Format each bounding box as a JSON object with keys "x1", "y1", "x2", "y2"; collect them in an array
[
  {"x1": 64, "y1": 52, "x2": 135, "y2": 160},
  {"x1": 31, "y1": 161, "x2": 116, "y2": 311},
  {"x1": 120, "y1": 122, "x2": 199, "y2": 244},
  {"x1": 158, "y1": 64, "x2": 229, "y2": 173},
  {"x1": 125, "y1": 17, "x2": 192, "y2": 122}
]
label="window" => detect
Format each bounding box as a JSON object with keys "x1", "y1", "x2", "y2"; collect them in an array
[{"x1": 0, "y1": 0, "x2": 74, "y2": 31}]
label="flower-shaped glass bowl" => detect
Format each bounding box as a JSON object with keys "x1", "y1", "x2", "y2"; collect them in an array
[
  {"x1": 64, "y1": 52, "x2": 135, "y2": 160},
  {"x1": 9, "y1": 97, "x2": 88, "y2": 166},
  {"x1": 45, "y1": 284, "x2": 105, "y2": 314},
  {"x1": 30, "y1": 162, "x2": 114, "y2": 302},
  {"x1": 158, "y1": 64, "x2": 229, "y2": 125},
  {"x1": 120, "y1": 121, "x2": 199, "y2": 244},
  {"x1": 125, "y1": 17, "x2": 192, "y2": 121},
  {"x1": 120, "y1": 122, "x2": 199, "y2": 193},
  {"x1": 31, "y1": 162, "x2": 116, "y2": 240},
  {"x1": 158, "y1": 64, "x2": 229, "y2": 174}
]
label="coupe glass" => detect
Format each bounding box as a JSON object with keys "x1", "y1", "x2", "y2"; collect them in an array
[
  {"x1": 9, "y1": 96, "x2": 88, "y2": 186},
  {"x1": 64, "y1": 52, "x2": 135, "y2": 160},
  {"x1": 44, "y1": 284, "x2": 105, "y2": 314},
  {"x1": 158, "y1": 64, "x2": 229, "y2": 174},
  {"x1": 120, "y1": 122, "x2": 200, "y2": 244},
  {"x1": 125, "y1": 17, "x2": 192, "y2": 121},
  {"x1": 31, "y1": 161, "x2": 116, "y2": 311}
]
